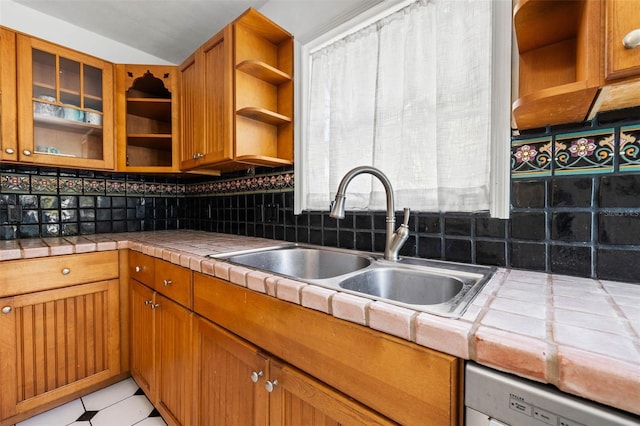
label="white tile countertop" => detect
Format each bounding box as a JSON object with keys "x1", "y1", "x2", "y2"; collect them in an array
[{"x1": 1, "y1": 230, "x2": 639, "y2": 417}]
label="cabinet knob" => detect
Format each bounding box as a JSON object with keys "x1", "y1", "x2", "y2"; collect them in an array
[
  {"x1": 623, "y1": 29, "x2": 640, "y2": 49},
  {"x1": 265, "y1": 379, "x2": 278, "y2": 393},
  {"x1": 1, "y1": 306, "x2": 11, "y2": 314},
  {"x1": 250, "y1": 370, "x2": 263, "y2": 383},
  {"x1": 23, "y1": 149, "x2": 32, "y2": 156},
  {"x1": 61, "y1": 268, "x2": 71, "y2": 275},
  {"x1": 193, "y1": 153, "x2": 204, "y2": 160},
  {"x1": 163, "y1": 279, "x2": 172, "y2": 286},
  {"x1": 144, "y1": 299, "x2": 152, "y2": 305},
  {"x1": 135, "y1": 266, "x2": 143, "y2": 273},
  {"x1": 5, "y1": 148, "x2": 14, "y2": 154},
  {"x1": 150, "y1": 303, "x2": 160, "y2": 310}
]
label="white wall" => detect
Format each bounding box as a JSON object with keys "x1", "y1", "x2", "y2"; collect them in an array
[{"x1": 0, "y1": 0, "x2": 173, "y2": 64}]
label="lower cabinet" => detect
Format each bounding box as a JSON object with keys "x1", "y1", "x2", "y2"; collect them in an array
[
  {"x1": 193, "y1": 317, "x2": 394, "y2": 426},
  {"x1": 129, "y1": 257, "x2": 461, "y2": 426},
  {"x1": 0, "y1": 278, "x2": 121, "y2": 424},
  {"x1": 130, "y1": 279, "x2": 193, "y2": 426},
  {"x1": 193, "y1": 316, "x2": 268, "y2": 425}
]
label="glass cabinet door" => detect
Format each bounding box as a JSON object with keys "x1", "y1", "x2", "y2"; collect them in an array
[{"x1": 18, "y1": 35, "x2": 114, "y2": 169}]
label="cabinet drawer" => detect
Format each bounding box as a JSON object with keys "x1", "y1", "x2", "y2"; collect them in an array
[
  {"x1": 129, "y1": 251, "x2": 155, "y2": 287},
  {"x1": 155, "y1": 259, "x2": 192, "y2": 308},
  {"x1": 0, "y1": 251, "x2": 118, "y2": 297}
]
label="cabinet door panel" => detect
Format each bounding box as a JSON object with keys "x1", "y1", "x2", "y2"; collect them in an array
[
  {"x1": 193, "y1": 317, "x2": 268, "y2": 426},
  {"x1": 130, "y1": 280, "x2": 155, "y2": 397},
  {"x1": 0, "y1": 27, "x2": 18, "y2": 162},
  {"x1": 0, "y1": 279, "x2": 120, "y2": 420},
  {"x1": 606, "y1": 0, "x2": 640, "y2": 80},
  {"x1": 156, "y1": 294, "x2": 193, "y2": 426},
  {"x1": 201, "y1": 26, "x2": 233, "y2": 165},
  {"x1": 269, "y1": 361, "x2": 396, "y2": 426}
]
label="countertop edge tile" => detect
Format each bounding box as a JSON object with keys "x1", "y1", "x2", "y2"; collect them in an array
[{"x1": 557, "y1": 346, "x2": 640, "y2": 416}]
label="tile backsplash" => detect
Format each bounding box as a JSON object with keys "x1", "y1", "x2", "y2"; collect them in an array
[{"x1": 1, "y1": 115, "x2": 639, "y2": 283}]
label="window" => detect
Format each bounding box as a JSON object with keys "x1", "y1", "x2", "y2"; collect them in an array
[{"x1": 295, "y1": 0, "x2": 511, "y2": 218}]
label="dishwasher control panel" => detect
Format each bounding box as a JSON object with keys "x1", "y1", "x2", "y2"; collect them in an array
[{"x1": 464, "y1": 362, "x2": 640, "y2": 426}]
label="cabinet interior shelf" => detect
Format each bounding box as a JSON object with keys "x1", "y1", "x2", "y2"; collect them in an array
[
  {"x1": 34, "y1": 82, "x2": 102, "y2": 102},
  {"x1": 513, "y1": 0, "x2": 584, "y2": 54},
  {"x1": 127, "y1": 98, "x2": 172, "y2": 121},
  {"x1": 34, "y1": 113, "x2": 102, "y2": 134},
  {"x1": 236, "y1": 107, "x2": 291, "y2": 125},
  {"x1": 230, "y1": 155, "x2": 293, "y2": 168},
  {"x1": 127, "y1": 133, "x2": 173, "y2": 150},
  {"x1": 236, "y1": 60, "x2": 291, "y2": 84}
]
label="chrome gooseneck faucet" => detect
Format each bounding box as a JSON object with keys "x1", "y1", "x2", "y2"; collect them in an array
[{"x1": 329, "y1": 166, "x2": 410, "y2": 261}]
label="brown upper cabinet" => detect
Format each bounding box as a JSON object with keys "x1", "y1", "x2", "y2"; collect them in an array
[
  {"x1": 179, "y1": 8, "x2": 294, "y2": 173},
  {"x1": 15, "y1": 34, "x2": 115, "y2": 169},
  {"x1": 0, "y1": 28, "x2": 18, "y2": 163},
  {"x1": 513, "y1": 0, "x2": 640, "y2": 130},
  {"x1": 116, "y1": 65, "x2": 180, "y2": 172}
]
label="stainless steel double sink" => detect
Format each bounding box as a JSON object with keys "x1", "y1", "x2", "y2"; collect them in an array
[{"x1": 210, "y1": 244, "x2": 495, "y2": 318}]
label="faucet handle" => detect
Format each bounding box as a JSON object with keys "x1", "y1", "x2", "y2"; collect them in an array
[{"x1": 401, "y1": 208, "x2": 410, "y2": 227}]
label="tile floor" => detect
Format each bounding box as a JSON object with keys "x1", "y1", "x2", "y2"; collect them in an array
[{"x1": 15, "y1": 378, "x2": 166, "y2": 426}]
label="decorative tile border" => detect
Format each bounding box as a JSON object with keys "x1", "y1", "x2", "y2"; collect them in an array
[
  {"x1": 0, "y1": 169, "x2": 294, "y2": 197},
  {"x1": 511, "y1": 136, "x2": 552, "y2": 178},
  {"x1": 554, "y1": 129, "x2": 614, "y2": 175},
  {"x1": 620, "y1": 125, "x2": 640, "y2": 172},
  {"x1": 0, "y1": 173, "x2": 31, "y2": 193}
]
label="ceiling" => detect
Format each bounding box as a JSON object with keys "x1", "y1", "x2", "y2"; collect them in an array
[{"x1": 11, "y1": 0, "x2": 382, "y2": 64}]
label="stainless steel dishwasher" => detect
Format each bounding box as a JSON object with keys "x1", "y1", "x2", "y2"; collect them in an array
[{"x1": 465, "y1": 362, "x2": 640, "y2": 426}]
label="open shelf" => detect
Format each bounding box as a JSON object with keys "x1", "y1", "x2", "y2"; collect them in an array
[
  {"x1": 236, "y1": 60, "x2": 291, "y2": 84},
  {"x1": 236, "y1": 107, "x2": 291, "y2": 125},
  {"x1": 512, "y1": 0, "x2": 601, "y2": 129},
  {"x1": 127, "y1": 133, "x2": 173, "y2": 150},
  {"x1": 127, "y1": 98, "x2": 171, "y2": 121}
]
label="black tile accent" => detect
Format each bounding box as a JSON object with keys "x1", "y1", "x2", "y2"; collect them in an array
[
  {"x1": 444, "y1": 238, "x2": 472, "y2": 263},
  {"x1": 76, "y1": 410, "x2": 98, "y2": 421},
  {"x1": 551, "y1": 212, "x2": 591, "y2": 242},
  {"x1": 599, "y1": 175, "x2": 640, "y2": 207},
  {"x1": 512, "y1": 180, "x2": 545, "y2": 208},
  {"x1": 476, "y1": 241, "x2": 506, "y2": 267},
  {"x1": 510, "y1": 242, "x2": 546, "y2": 271},
  {"x1": 597, "y1": 248, "x2": 640, "y2": 283},
  {"x1": 511, "y1": 212, "x2": 546, "y2": 241},
  {"x1": 476, "y1": 218, "x2": 506, "y2": 238},
  {"x1": 444, "y1": 217, "x2": 472, "y2": 236},
  {"x1": 599, "y1": 213, "x2": 640, "y2": 245},
  {"x1": 550, "y1": 178, "x2": 593, "y2": 207},
  {"x1": 550, "y1": 245, "x2": 592, "y2": 278}
]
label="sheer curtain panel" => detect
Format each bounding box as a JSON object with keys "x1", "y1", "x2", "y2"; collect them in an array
[{"x1": 301, "y1": 0, "x2": 496, "y2": 213}]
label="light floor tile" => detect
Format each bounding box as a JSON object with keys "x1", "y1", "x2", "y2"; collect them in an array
[
  {"x1": 90, "y1": 395, "x2": 154, "y2": 426},
  {"x1": 81, "y1": 377, "x2": 140, "y2": 411},
  {"x1": 135, "y1": 418, "x2": 167, "y2": 425},
  {"x1": 16, "y1": 398, "x2": 84, "y2": 426}
]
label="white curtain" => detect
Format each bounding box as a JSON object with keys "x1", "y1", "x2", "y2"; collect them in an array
[{"x1": 301, "y1": 0, "x2": 493, "y2": 212}]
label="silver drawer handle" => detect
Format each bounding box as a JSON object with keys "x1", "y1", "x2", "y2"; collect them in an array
[
  {"x1": 150, "y1": 303, "x2": 160, "y2": 310},
  {"x1": 163, "y1": 279, "x2": 172, "y2": 286},
  {"x1": 135, "y1": 266, "x2": 143, "y2": 273},
  {"x1": 61, "y1": 268, "x2": 71, "y2": 275},
  {"x1": 2, "y1": 306, "x2": 11, "y2": 314},
  {"x1": 623, "y1": 29, "x2": 640, "y2": 49},
  {"x1": 23, "y1": 149, "x2": 32, "y2": 156},
  {"x1": 5, "y1": 148, "x2": 14, "y2": 154},
  {"x1": 265, "y1": 379, "x2": 278, "y2": 393}
]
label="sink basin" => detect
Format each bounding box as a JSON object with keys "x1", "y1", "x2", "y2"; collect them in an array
[
  {"x1": 212, "y1": 244, "x2": 494, "y2": 317},
  {"x1": 217, "y1": 246, "x2": 372, "y2": 279},
  {"x1": 338, "y1": 267, "x2": 464, "y2": 305}
]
